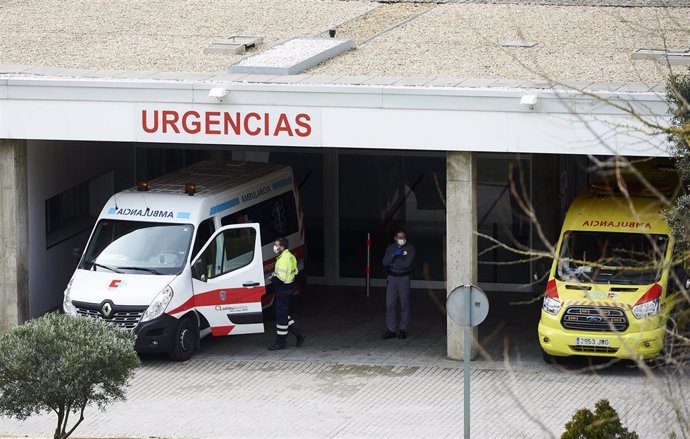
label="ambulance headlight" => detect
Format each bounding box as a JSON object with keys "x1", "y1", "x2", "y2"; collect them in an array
[
  {"x1": 542, "y1": 296, "x2": 561, "y2": 316},
  {"x1": 141, "y1": 285, "x2": 174, "y2": 322},
  {"x1": 63, "y1": 279, "x2": 77, "y2": 316},
  {"x1": 632, "y1": 298, "x2": 659, "y2": 319}
]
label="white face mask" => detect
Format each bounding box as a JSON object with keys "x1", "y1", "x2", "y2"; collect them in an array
[
  {"x1": 397, "y1": 239, "x2": 406, "y2": 246},
  {"x1": 273, "y1": 245, "x2": 280, "y2": 254}
]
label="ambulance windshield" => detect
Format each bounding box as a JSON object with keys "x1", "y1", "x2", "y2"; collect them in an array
[
  {"x1": 80, "y1": 220, "x2": 194, "y2": 276},
  {"x1": 556, "y1": 231, "x2": 668, "y2": 285}
]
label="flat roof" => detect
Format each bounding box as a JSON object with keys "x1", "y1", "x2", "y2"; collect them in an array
[{"x1": 1, "y1": 1, "x2": 688, "y2": 83}]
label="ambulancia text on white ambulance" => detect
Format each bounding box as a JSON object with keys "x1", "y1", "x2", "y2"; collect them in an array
[{"x1": 63, "y1": 161, "x2": 305, "y2": 360}]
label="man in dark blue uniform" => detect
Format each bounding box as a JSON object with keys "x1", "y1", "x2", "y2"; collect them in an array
[{"x1": 382, "y1": 229, "x2": 416, "y2": 339}]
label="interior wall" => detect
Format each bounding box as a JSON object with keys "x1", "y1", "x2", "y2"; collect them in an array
[{"x1": 27, "y1": 140, "x2": 134, "y2": 317}]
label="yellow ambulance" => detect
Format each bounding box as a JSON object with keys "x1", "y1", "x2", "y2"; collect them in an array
[{"x1": 538, "y1": 167, "x2": 688, "y2": 361}]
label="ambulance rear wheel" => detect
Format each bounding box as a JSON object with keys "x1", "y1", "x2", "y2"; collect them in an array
[{"x1": 168, "y1": 317, "x2": 196, "y2": 362}]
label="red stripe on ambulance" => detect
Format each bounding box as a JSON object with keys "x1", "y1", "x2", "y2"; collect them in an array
[
  {"x1": 211, "y1": 326, "x2": 236, "y2": 336},
  {"x1": 167, "y1": 286, "x2": 266, "y2": 316}
]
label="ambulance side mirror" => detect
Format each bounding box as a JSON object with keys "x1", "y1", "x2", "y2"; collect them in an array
[{"x1": 192, "y1": 258, "x2": 207, "y2": 282}]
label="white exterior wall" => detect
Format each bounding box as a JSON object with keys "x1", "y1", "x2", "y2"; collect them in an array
[
  {"x1": 0, "y1": 78, "x2": 672, "y2": 158},
  {"x1": 27, "y1": 140, "x2": 134, "y2": 317}
]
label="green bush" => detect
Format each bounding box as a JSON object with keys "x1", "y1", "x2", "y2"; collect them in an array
[
  {"x1": 561, "y1": 399, "x2": 639, "y2": 439},
  {"x1": 0, "y1": 312, "x2": 140, "y2": 439}
]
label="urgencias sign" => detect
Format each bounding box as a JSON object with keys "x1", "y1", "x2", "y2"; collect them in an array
[{"x1": 136, "y1": 106, "x2": 320, "y2": 146}]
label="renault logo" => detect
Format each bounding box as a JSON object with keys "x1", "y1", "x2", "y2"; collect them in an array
[{"x1": 101, "y1": 302, "x2": 113, "y2": 318}]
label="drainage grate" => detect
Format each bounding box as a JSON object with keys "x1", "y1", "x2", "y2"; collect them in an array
[{"x1": 228, "y1": 37, "x2": 354, "y2": 75}]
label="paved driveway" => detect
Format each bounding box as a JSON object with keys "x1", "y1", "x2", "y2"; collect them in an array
[
  {"x1": 1, "y1": 358, "x2": 687, "y2": 439},
  {"x1": 1, "y1": 287, "x2": 688, "y2": 438}
]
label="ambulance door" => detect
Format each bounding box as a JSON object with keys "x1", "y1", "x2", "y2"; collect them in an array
[{"x1": 191, "y1": 223, "x2": 265, "y2": 336}]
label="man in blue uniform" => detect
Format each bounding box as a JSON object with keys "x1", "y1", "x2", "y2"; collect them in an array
[{"x1": 382, "y1": 230, "x2": 416, "y2": 339}]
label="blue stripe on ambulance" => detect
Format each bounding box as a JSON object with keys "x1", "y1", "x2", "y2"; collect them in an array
[
  {"x1": 177, "y1": 212, "x2": 191, "y2": 219},
  {"x1": 272, "y1": 177, "x2": 293, "y2": 191},
  {"x1": 209, "y1": 178, "x2": 292, "y2": 216},
  {"x1": 209, "y1": 198, "x2": 240, "y2": 216}
]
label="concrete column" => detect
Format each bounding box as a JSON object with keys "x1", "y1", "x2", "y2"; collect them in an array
[
  {"x1": 446, "y1": 151, "x2": 478, "y2": 360},
  {"x1": 323, "y1": 149, "x2": 339, "y2": 285},
  {"x1": 0, "y1": 139, "x2": 29, "y2": 330}
]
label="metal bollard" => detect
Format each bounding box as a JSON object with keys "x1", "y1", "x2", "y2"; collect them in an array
[{"x1": 365, "y1": 232, "x2": 371, "y2": 297}]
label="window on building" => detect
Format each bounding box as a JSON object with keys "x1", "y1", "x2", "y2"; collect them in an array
[{"x1": 45, "y1": 171, "x2": 113, "y2": 249}]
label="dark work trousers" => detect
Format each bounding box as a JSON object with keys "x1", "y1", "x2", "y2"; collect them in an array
[
  {"x1": 275, "y1": 283, "x2": 302, "y2": 347},
  {"x1": 386, "y1": 274, "x2": 411, "y2": 332}
]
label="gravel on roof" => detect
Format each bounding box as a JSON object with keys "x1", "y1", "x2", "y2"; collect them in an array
[
  {"x1": 0, "y1": 0, "x2": 376, "y2": 72},
  {"x1": 352, "y1": 0, "x2": 690, "y2": 6},
  {"x1": 309, "y1": 3, "x2": 690, "y2": 82},
  {"x1": 1, "y1": 0, "x2": 688, "y2": 83}
]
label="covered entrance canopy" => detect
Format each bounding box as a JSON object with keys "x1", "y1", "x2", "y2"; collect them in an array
[{"x1": 0, "y1": 71, "x2": 672, "y2": 359}]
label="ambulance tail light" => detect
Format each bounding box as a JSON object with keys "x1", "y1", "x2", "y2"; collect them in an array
[
  {"x1": 542, "y1": 279, "x2": 561, "y2": 315},
  {"x1": 632, "y1": 283, "x2": 662, "y2": 319}
]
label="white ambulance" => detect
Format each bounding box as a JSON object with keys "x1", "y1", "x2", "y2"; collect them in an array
[{"x1": 62, "y1": 161, "x2": 305, "y2": 360}]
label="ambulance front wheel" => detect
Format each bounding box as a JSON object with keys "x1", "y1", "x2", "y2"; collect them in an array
[{"x1": 168, "y1": 317, "x2": 197, "y2": 362}]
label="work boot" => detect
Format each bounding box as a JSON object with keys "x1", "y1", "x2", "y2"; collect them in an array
[
  {"x1": 398, "y1": 330, "x2": 407, "y2": 340},
  {"x1": 296, "y1": 334, "x2": 306, "y2": 347},
  {"x1": 382, "y1": 330, "x2": 397, "y2": 340},
  {"x1": 268, "y1": 343, "x2": 286, "y2": 351}
]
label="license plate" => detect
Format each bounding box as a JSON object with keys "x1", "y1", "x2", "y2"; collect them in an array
[{"x1": 576, "y1": 337, "x2": 610, "y2": 347}]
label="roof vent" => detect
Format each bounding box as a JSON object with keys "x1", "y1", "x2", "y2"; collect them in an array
[
  {"x1": 632, "y1": 47, "x2": 690, "y2": 66},
  {"x1": 228, "y1": 37, "x2": 354, "y2": 75},
  {"x1": 502, "y1": 40, "x2": 537, "y2": 48},
  {"x1": 205, "y1": 36, "x2": 263, "y2": 55}
]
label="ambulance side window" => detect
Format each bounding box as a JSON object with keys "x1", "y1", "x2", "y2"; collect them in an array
[
  {"x1": 192, "y1": 218, "x2": 215, "y2": 259},
  {"x1": 220, "y1": 191, "x2": 298, "y2": 245},
  {"x1": 200, "y1": 227, "x2": 257, "y2": 279}
]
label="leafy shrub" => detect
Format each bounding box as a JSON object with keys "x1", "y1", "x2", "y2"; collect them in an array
[
  {"x1": 0, "y1": 312, "x2": 140, "y2": 439},
  {"x1": 561, "y1": 399, "x2": 639, "y2": 439}
]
